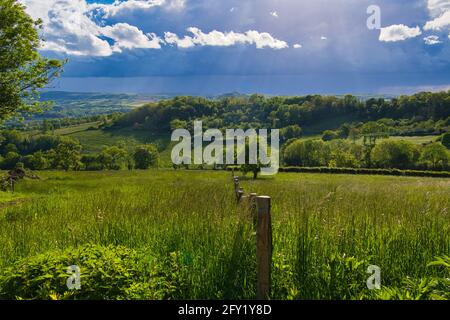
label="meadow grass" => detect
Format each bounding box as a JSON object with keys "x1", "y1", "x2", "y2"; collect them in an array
[{"x1": 0, "y1": 170, "x2": 449, "y2": 299}]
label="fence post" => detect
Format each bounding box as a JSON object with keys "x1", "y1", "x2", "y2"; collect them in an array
[{"x1": 256, "y1": 196, "x2": 272, "y2": 300}]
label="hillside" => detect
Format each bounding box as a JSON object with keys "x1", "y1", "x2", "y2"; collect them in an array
[{"x1": 29, "y1": 91, "x2": 171, "y2": 119}]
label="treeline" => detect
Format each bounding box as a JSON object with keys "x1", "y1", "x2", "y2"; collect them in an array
[
  {"x1": 283, "y1": 136, "x2": 450, "y2": 171},
  {"x1": 0, "y1": 130, "x2": 159, "y2": 171},
  {"x1": 114, "y1": 91, "x2": 450, "y2": 134},
  {"x1": 4, "y1": 113, "x2": 122, "y2": 132}
]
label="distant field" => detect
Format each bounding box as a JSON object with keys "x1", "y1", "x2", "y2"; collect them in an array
[
  {"x1": 54, "y1": 122, "x2": 101, "y2": 136},
  {"x1": 0, "y1": 170, "x2": 449, "y2": 299}
]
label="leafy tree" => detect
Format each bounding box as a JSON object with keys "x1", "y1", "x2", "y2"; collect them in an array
[
  {"x1": 0, "y1": 151, "x2": 20, "y2": 169},
  {"x1": 328, "y1": 140, "x2": 362, "y2": 168},
  {"x1": 338, "y1": 124, "x2": 351, "y2": 139},
  {"x1": 53, "y1": 138, "x2": 82, "y2": 171},
  {"x1": 284, "y1": 139, "x2": 329, "y2": 167},
  {"x1": 133, "y1": 145, "x2": 159, "y2": 169},
  {"x1": 170, "y1": 119, "x2": 188, "y2": 131},
  {"x1": 239, "y1": 139, "x2": 264, "y2": 180},
  {"x1": 0, "y1": 0, "x2": 64, "y2": 121},
  {"x1": 361, "y1": 122, "x2": 389, "y2": 167},
  {"x1": 442, "y1": 133, "x2": 450, "y2": 149},
  {"x1": 280, "y1": 125, "x2": 302, "y2": 143},
  {"x1": 372, "y1": 140, "x2": 419, "y2": 169},
  {"x1": 420, "y1": 143, "x2": 449, "y2": 170},
  {"x1": 42, "y1": 119, "x2": 53, "y2": 133},
  {"x1": 322, "y1": 130, "x2": 339, "y2": 142},
  {"x1": 98, "y1": 146, "x2": 128, "y2": 170}
]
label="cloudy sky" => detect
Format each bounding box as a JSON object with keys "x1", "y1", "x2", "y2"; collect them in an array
[{"x1": 19, "y1": 0, "x2": 450, "y2": 95}]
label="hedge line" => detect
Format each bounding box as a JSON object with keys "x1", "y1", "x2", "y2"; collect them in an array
[
  {"x1": 226, "y1": 166, "x2": 450, "y2": 178},
  {"x1": 280, "y1": 167, "x2": 450, "y2": 178}
]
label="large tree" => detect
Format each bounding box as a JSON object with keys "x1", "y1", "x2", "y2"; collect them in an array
[{"x1": 0, "y1": 0, "x2": 64, "y2": 121}]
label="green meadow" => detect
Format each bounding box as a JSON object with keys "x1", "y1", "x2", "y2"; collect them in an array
[{"x1": 0, "y1": 170, "x2": 449, "y2": 299}]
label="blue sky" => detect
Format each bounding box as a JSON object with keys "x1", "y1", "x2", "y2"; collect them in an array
[{"x1": 20, "y1": 0, "x2": 450, "y2": 95}]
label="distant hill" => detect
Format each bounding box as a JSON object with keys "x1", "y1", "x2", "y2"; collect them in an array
[{"x1": 33, "y1": 91, "x2": 172, "y2": 119}]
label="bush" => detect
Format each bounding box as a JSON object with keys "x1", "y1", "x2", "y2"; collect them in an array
[
  {"x1": 322, "y1": 130, "x2": 339, "y2": 141},
  {"x1": 442, "y1": 132, "x2": 450, "y2": 149},
  {"x1": 0, "y1": 245, "x2": 188, "y2": 300},
  {"x1": 133, "y1": 145, "x2": 159, "y2": 169},
  {"x1": 372, "y1": 140, "x2": 419, "y2": 169},
  {"x1": 278, "y1": 166, "x2": 450, "y2": 178}
]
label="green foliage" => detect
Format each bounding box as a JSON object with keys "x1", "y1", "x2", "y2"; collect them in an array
[
  {"x1": 0, "y1": 244, "x2": 188, "y2": 300},
  {"x1": 0, "y1": 151, "x2": 20, "y2": 169},
  {"x1": 0, "y1": 170, "x2": 449, "y2": 299},
  {"x1": 284, "y1": 140, "x2": 328, "y2": 167},
  {"x1": 322, "y1": 130, "x2": 339, "y2": 141},
  {"x1": 442, "y1": 132, "x2": 450, "y2": 149},
  {"x1": 0, "y1": 0, "x2": 64, "y2": 121},
  {"x1": 97, "y1": 146, "x2": 128, "y2": 170},
  {"x1": 280, "y1": 125, "x2": 302, "y2": 143},
  {"x1": 53, "y1": 138, "x2": 82, "y2": 171},
  {"x1": 420, "y1": 143, "x2": 450, "y2": 170},
  {"x1": 115, "y1": 92, "x2": 450, "y2": 135},
  {"x1": 133, "y1": 144, "x2": 159, "y2": 169},
  {"x1": 372, "y1": 140, "x2": 419, "y2": 169},
  {"x1": 278, "y1": 166, "x2": 450, "y2": 178}
]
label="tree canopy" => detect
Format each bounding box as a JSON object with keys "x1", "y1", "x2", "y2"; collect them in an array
[{"x1": 0, "y1": 0, "x2": 64, "y2": 121}]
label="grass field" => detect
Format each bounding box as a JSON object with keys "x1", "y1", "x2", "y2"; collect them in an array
[{"x1": 0, "y1": 170, "x2": 449, "y2": 300}]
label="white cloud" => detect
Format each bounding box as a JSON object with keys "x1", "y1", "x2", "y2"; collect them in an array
[
  {"x1": 320, "y1": 36, "x2": 327, "y2": 40},
  {"x1": 424, "y1": 10, "x2": 450, "y2": 31},
  {"x1": 379, "y1": 24, "x2": 422, "y2": 42},
  {"x1": 90, "y1": 0, "x2": 165, "y2": 18},
  {"x1": 427, "y1": 0, "x2": 450, "y2": 18},
  {"x1": 18, "y1": 0, "x2": 289, "y2": 55},
  {"x1": 19, "y1": 0, "x2": 164, "y2": 56},
  {"x1": 165, "y1": 27, "x2": 289, "y2": 49},
  {"x1": 230, "y1": 7, "x2": 236, "y2": 13},
  {"x1": 101, "y1": 23, "x2": 163, "y2": 52},
  {"x1": 270, "y1": 11, "x2": 278, "y2": 18},
  {"x1": 293, "y1": 43, "x2": 302, "y2": 49},
  {"x1": 424, "y1": 35, "x2": 443, "y2": 45}
]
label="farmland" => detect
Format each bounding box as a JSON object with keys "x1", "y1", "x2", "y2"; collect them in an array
[{"x1": 0, "y1": 170, "x2": 449, "y2": 299}]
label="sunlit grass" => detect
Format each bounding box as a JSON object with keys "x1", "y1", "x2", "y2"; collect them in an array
[{"x1": 0, "y1": 170, "x2": 449, "y2": 299}]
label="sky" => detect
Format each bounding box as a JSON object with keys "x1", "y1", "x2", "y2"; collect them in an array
[{"x1": 18, "y1": 0, "x2": 450, "y2": 95}]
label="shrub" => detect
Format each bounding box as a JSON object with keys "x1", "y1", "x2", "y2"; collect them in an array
[
  {"x1": 0, "y1": 245, "x2": 188, "y2": 300},
  {"x1": 372, "y1": 140, "x2": 419, "y2": 169},
  {"x1": 133, "y1": 145, "x2": 159, "y2": 169}
]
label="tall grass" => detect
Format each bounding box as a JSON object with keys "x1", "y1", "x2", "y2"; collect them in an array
[{"x1": 0, "y1": 170, "x2": 449, "y2": 299}]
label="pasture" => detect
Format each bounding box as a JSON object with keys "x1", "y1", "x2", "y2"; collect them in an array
[{"x1": 0, "y1": 170, "x2": 449, "y2": 299}]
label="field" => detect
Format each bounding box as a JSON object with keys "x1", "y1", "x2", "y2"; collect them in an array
[{"x1": 0, "y1": 170, "x2": 449, "y2": 300}]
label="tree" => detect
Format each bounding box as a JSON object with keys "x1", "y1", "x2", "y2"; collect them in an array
[
  {"x1": 0, "y1": 0, "x2": 64, "y2": 121},
  {"x1": 361, "y1": 122, "x2": 389, "y2": 167},
  {"x1": 98, "y1": 146, "x2": 128, "y2": 170},
  {"x1": 420, "y1": 143, "x2": 449, "y2": 170},
  {"x1": 283, "y1": 139, "x2": 329, "y2": 167},
  {"x1": 133, "y1": 145, "x2": 159, "y2": 169},
  {"x1": 372, "y1": 140, "x2": 419, "y2": 169},
  {"x1": 53, "y1": 138, "x2": 82, "y2": 171},
  {"x1": 442, "y1": 132, "x2": 450, "y2": 149},
  {"x1": 0, "y1": 151, "x2": 20, "y2": 169},
  {"x1": 280, "y1": 125, "x2": 302, "y2": 143},
  {"x1": 322, "y1": 130, "x2": 339, "y2": 142},
  {"x1": 23, "y1": 150, "x2": 48, "y2": 170}
]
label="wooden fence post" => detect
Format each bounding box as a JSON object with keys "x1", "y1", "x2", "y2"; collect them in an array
[{"x1": 256, "y1": 196, "x2": 272, "y2": 300}]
